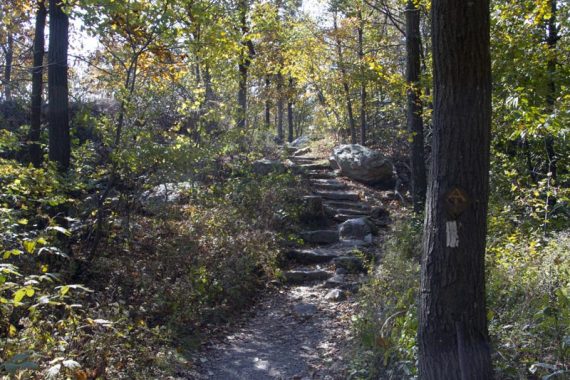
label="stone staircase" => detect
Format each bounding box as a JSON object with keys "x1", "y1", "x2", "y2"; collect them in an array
[{"x1": 281, "y1": 152, "x2": 390, "y2": 297}]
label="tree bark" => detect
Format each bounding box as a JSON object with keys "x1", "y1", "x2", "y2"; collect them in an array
[
  {"x1": 406, "y1": 0, "x2": 427, "y2": 213},
  {"x1": 3, "y1": 34, "x2": 13, "y2": 101},
  {"x1": 48, "y1": 0, "x2": 70, "y2": 172},
  {"x1": 287, "y1": 76, "x2": 294, "y2": 143},
  {"x1": 545, "y1": 0, "x2": 558, "y2": 179},
  {"x1": 333, "y1": 13, "x2": 356, "y2": 144},
  {"x1": 236, "y1": 0, "x2": 254, "y2": 130},
  {"x1": 357, "y1": 9, "x2": 366, "y2": 145},
  {"x1": 29, "y1": 0, "x2": 47, "y2": 168},
  {"x1": 265, "y1": 76, "x2": 271, "y2": 130},
  {"x1": 277, "y1": 72, "x2": 284, "y2": 143},
  {"x1": 418, "y1": 0, "x2": 493, "y2": 378}
]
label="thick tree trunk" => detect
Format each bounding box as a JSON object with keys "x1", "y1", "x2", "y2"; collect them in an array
[
  {"x1": 333, "y1": 13, "x2": 356, "y2": 144},
  {"x1": 3, "y1": 34, "x2": 13, "y2": 101},
  {"x1": 287, "y1": 77, "x2": 294, "y2": 143},
  {"x1": 48, "y1": 0, "x2": 70, "y2": 172},
  {"x1": 357, "y1": 9, "x2": 366, "y2": 145},
  {"x1": 418, "y1": 0, "x2": 493, "y2": 378},
  {"x1": 29, "y1": 0, "x2": 47, "y2": 168},
  {"x1": 277, "y1": 72, "x2": 284, "y2": 143},
  {"x1": 406, "y1": 0, "x2": 427, "y2": 213}
]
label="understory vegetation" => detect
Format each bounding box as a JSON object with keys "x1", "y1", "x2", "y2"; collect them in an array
[
  {"x1": 1, "y1": 0, "x2": 569, "y2": 378},
  {"x1": 0, "y1": 127, "x2": 304, "y2": 378}
]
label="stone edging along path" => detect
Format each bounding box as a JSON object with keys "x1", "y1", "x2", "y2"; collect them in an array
[{"x1": 194, "y1": 151, "x2": 392, "y2": 380}]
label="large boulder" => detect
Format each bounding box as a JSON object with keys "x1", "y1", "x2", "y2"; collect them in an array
[
  {"x1": 330, "y1": 144, "x2": 394, "y2": 185},
  {"x1": 290, "y1": 135, "x2": 310, "y2": 148},
  {"x1": 252, "y1": 159, "x2": 287, "y2": 176},
  {"x1": 141, "y1": 182, "x2": 193, "y2": 212},
  {"x1": 338, "y1": 217, "x2": 372, "y2": 241}
]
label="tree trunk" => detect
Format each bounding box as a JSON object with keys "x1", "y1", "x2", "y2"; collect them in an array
[
  {"x1": 237, "y1": 62, "x2": 248, "y2": 129},
  {"x1": 418, "y1": 0, "x2": 493, "y2": 378},
  {"x1": 333, "y1": 13, "x2": 356, "y2": 144},
  {"x1": 265, "y1": 76, "x2": 271, "y2": 130},
  {"x1": 545, "y1": 0, "x2": 558, "y2": 179},
  {"x1": 236, "y1": 0, "x2": 254, "y2": 130},
  {"x1": 357, "y1": 9, "x2": 366, "y2": 145},
  {"x1": 3, "y1": 34, "x2": 13, "y2": 101},
  {"x1": 277, "y1": 72, "x2": 284, "y2": 143},
  {"x1": 406, "y1": 0, "x2": 427, "y2": 213},
  {"x1": 287, "y1": 76, "x2": 294, "y2": 143},
  {"x1": 29, "y1": 0, "x2": 47, "y2": 168},
  {"x1": 48, "y1": 0, "x2": 70, "y2": 172}
]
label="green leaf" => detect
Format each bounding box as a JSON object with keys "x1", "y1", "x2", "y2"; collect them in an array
[
  {"x1": 59, "y1": 285, "x2": 70, "y2": 296},
  {"x1": 13, "y1": 288, "x2": 27, "y2": 303},
  {"x1": 23, "y1": 240, "x2": 37, "y2": 254},
  {"x1": 3, "y1": 249, "x2": 22, "y2": 259}
]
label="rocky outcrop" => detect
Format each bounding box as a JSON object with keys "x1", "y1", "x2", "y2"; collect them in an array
[
  {"x1": 252, "y1": 159, "x2": 287, "y2": 176},
  {"x1": 330, "y1": 144, "x2": 394, "y2": 185},
  {"x1": 141, "y1": 182, "x2": 193, "y2": 211}
]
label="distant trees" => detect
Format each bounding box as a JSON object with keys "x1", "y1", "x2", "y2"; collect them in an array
[
  {"x1": 47, "y1": 0, "x2": 70, "y2": 171},
  {"x1": 418, "y1": 0, "x2": 493, "y2": 378}
]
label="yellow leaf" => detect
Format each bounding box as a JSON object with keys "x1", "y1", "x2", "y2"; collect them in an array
[
  {"x1": 8, "y1": 324, "x2": 17, "y2": 337},
  {"x1": 23, "y1": 240, "x2": 36, "y2": 254},
  {"x1": 14, "y1": 289, "x2": 26, "y2": 303}
]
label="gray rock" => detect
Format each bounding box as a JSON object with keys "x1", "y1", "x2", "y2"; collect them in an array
[
  {"x1": 290, "y1": 135, "x2": 310, "y2": 148},
  {"x1": 252, "y1": 159, "x2": 287, "y2": 176},
  {"x1": 286, "y1": 249, "x2": 336, "y2": 264},
  {"x1": 300, "y1": 230, "x2": 339, "y2": 244},
  {"x1": 314, "y1": 191, "x2": 360, "y2": 202},
  {"x1": 284, "y1": 270, "x2": 331, "y2": 284},
  {"x1": 141, "y1": 182, "x2": 193, "y2": 211},
  {"x1": 330, "y1": 144, "x2": 394, "y2": 185},
  {"x1": 338, "y1": 217, "x2": 372, "y2": 241},
  {"x1": 293, "y1": 147, "x2": 311, "y2": 156},
  {"x1": 324, "y1": 289, "x2": 347, "y2": 301},
  {"x1": 292, "y1": 303, "x2": 318, "y2": 317},
  {"x1": 323, "y1": 274, "x2": 346, "y2": 288},
  {"x1": 335, "y1": 268, "x2": 348, "y2": 275}
]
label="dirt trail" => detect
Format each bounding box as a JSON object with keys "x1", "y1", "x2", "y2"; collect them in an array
[{"x1": 195, "y1": 153, "x2": 391, "y2": 379}]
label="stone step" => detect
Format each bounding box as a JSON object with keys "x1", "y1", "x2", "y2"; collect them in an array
[
  {"x1": 327, "y1": 207, "x2": 370, "y2": 216},
  {"x1": 284, "y1": 269, "x2": 332, "y2": 284},
  {"x1": 290, "y1": 156, "x2": 319, "y2": 163},
  {"x1": 314, "y1": 191, "x2": 360, "y2": 202},
  {"x1": 298, "y1": 162, "x2": 330, "y2": 171},
  {"x1": 305, "y1": 171, "x2": 336, "y2": 179},
  {"x1": 300, "y1": 230, "x2": 339, "y2": 244},
  {"x1": 324, "y1": 201, "x2": 371, "y2": 211},
  {"x1": 311, "y1": 182, "x2": 348, "y2": 191},
  {"x1": 292, "y1": 147, "x2": 311, "y2": 157},
  {"x1": 334, "y1": 214, "x2": 367, "y2": 222},
  {"x1": 286, "y1": 249, "x2": 337, "y2": 264},
  {"x1": 323, "y1": 274, "x2": 358, "y2": 291}
]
